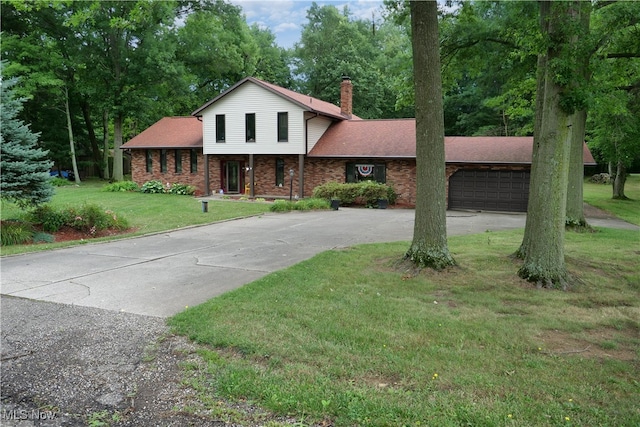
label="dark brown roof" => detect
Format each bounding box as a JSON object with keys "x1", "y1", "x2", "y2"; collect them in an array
[
  {"x1": 121, "y1": 117, "x2": 203, "y2": 149},
  {"x1": 191, "y1": 77, "x2": 361, "y2": 121},
  {"x1": 309, "y1": 119, "x2": 597, "y2": 165}
]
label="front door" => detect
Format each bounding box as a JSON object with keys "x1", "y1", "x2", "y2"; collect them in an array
[{"x1": 223, "y1": 160, "x2": 242, "y2": 193}]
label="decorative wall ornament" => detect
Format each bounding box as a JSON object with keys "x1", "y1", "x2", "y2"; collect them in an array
[{"x1": 356, "y1": 164, "x2": 374, "y2": 177}]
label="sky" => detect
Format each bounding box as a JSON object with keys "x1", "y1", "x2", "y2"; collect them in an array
[{"x1": 229, "y1": 0, "x2": 385, "y2": 49}]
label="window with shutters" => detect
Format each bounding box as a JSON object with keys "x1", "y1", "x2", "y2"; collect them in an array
[{"x1": 346, "y1": 162, "x2": 386, "y2": 183}]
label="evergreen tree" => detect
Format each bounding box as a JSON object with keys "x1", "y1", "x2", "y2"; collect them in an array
[{"x1": 1, "y1": 67, "x2": 54, "y2": 209}]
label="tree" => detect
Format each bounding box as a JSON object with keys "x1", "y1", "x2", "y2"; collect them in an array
[
  {"x1": 176, "y1": 1, "x2": 259, "y2": 104},
  {"x1": 64, "y1": 0, "x2": 181, "y2": 181},
  {"x1": 293, "y1": 3, "x2": 398, "y2": 119},
  {"x1": 587, "y1": 1, "x2": 640, "y2": 199},
  {"x1": 404, "y1": 1, "x2": 455, "y2": 270},
  {"x1": 517, "y1": 2, "x2": 591, "y2": 289},
  {"x1": 250, "y1": 24, "x2": 294, "y2": 88},
  {"x1": 0, "y1": 68, "x2": 54, "y2": 209}
]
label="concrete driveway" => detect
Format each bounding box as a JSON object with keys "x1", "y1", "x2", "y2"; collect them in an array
[
  {"x1": 1, "y1": 208, "x2": 637, "y2": 426},
  {"x1": 1, "y1": 208, "x2": 636, "y2": 318}
]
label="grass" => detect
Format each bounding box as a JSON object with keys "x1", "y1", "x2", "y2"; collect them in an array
[
  {"x1": 0, "y1": 179, "x2": 271, "y2": 255},
  {"x1": 583, "y1": 174, "x2": 640, "y2": 225},
  {"x1": 169, "y1": 227, "x2": 639, "y2": 426}
]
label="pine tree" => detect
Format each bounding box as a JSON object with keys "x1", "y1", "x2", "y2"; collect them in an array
[{"x1": 1, "y1": 65, "x2": 54, "y2": 209}]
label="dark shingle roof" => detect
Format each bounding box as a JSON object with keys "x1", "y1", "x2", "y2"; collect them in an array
[
  {"x1": 120, "y1": 115, "x2": 597, "y2": 167},
  {"x1": 309, "y1": 119, "x2": 597, "y2": 165},
  {"x1": 121, "y1": 117, "x2": 202, "y2": 149}
]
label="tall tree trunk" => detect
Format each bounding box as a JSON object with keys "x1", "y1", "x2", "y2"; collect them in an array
[
  {"x1": 404, "y1": 0, "x2": 455, "y2": 270},
  {"x1": 566, "y1": 109, "x2": 587, "y2": 226},
  {"x1": 113, "y1": 111, "x2": 124, "y2": 181},
  {"x1": 565, "y1": 3, "x2": 590, "y2": 228},
  {"x1": 612, "y1": 160, "x2": 627, "y2": 199},
  {"x1": 516, "y1": 52, "x2": 548, "y2": 259},
  {"x1": 518, "y1": 1, "x2": 575, "y2": 289},
  {"x1": 64, "y1": 86, "x2": 81, "y2": 185},
  {"x1": 81, "y1": 99, "x2": 104, "y2": 179},
  {"x1": 102, "y1": 109, "x2": 110, "y2": 180}
]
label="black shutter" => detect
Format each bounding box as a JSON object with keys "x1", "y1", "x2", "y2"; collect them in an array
[
  {"x1": 374, "y1": 163, "x2": 386, "y2": 183},
  {"x1": 346, "y1": 162, "x2": 356, "y2": 183}
]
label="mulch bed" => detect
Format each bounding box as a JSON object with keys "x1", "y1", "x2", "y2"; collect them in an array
[
  {"x1": 33, "y1": 225, "x2": 135, "y2": 243},
  {"x1": 0, "y1": 220, "x2": 134, "y2": 245}
]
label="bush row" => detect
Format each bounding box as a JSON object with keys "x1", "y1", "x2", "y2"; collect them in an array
[
  {"x1": 269, "y1": 198, "x2": 330, "y2": 212},
  {"x1": 103, "y1": 180, "x2": 195, "y2": 196},
  {"x1": 312, "y1": 181, "x2": 397, "y2": 207}
]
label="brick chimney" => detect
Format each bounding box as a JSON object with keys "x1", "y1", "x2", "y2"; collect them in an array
[{"x1": 340, "y1": 75, "x2": 353, "y2": 118}]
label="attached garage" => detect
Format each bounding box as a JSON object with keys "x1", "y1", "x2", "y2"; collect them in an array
[{"x1": 448, "y1": 169, "x2": 530, "y2": 212}]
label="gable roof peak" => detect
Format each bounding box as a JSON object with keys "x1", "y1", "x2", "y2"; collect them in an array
[{"x1": 192, "y1": 77, "x2": 360, "y2": 121}]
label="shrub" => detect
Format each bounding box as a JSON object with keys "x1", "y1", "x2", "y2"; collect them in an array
[
  {"x1": 312, "y1": 182, "x2": 397, "y2": 207},
  {"x1": 295, "y1": 198, "x2": 330, "y2": 210},
  {"x1": 1, "y1": 221, "x2": 33, "y2": 246},
  {"x1": 270, "y1": 200, "x2": 294, "y2": 212},
  {"x1": 50, "y1": 177, "x2": 72, "y2": 187},
  {"x1": 69, "y1": 204, "x2": 129, "y2": 234},
  {"x1": 358, "y1": 181, "x2": 388, "y2": 207},
  {"x1": 312, "y1": 181, "x2": 358, "y2": 204},
  {"x1": 32, "y1": 232, "x2": 55, "y2": 243},
  {"x1": 269, "y1": 198, "x2": 330, "y2": 212},
  {"x1": 168, "y1": 183, "x2": 196, "y2": 196},
  {"x1": 590, "y1": 173, "x2": 611, "y2": 184},
  {"x1": 104, "y1": 181, "x2": 139, "y2": 192},
  {"x1": 29, "y1": 205, "x2": 69, "y2": 232},
  {"x1": 140, "y1": 180, "x2": 166, "y2": 194}
]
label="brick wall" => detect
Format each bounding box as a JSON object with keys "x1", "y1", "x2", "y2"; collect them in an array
[
  {"x1": 252, "y1": 155, "x2": 300, "y2": 198},
  {"x1": 132, "y1": 149, "x2": 531, "y2": 206},
  {"x1": 130, "y1": 149, "x2": 206, "y2": 196}
]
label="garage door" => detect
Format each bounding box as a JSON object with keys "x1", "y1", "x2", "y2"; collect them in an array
[{"x1": 448, "y1": 170, "x2": 530, "y2": 212}]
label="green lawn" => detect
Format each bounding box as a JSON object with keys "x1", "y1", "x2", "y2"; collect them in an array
[
  {"x1": 583, "y1": 174, "x2": 640, "y2": 225},
  {"x1": 0, "y1": 180, "x2": 271, "y2": 255},
  {"x1": 169, "y1": 228, "x2": 639, "y2": 426}
]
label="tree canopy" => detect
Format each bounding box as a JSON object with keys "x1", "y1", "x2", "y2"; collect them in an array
[{"x1": 2, "y1": 0, "x2": 638, "y2": 188}]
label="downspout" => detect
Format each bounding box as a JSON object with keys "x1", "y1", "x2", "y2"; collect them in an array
[{"x1": 303, "y1": 113, "x2": 319, "y2": 198}]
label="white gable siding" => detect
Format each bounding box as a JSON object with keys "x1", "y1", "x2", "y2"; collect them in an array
[
  {"x1": 306, "y1": 114, "x2": 333, "y2": 153},
  {"x1": 202, "y1": 83, "x2": 307, "y2": 155}
]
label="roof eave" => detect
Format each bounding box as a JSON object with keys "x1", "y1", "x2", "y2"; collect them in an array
[{"x1": 120, "y1": 144, "x2": 203, "y2": 150}]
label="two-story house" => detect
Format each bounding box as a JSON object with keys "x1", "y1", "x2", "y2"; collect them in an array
[{"x1": 122, "y1": 76, "x2": 596, "y2": 212}]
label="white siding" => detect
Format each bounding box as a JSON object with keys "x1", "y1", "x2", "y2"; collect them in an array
[
  {"x1": 202, "y1": 83, "x2": 307, "y2": 155},
  {"x1": 306, "y1": 115, "x2": 333, "y2": 153}
]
